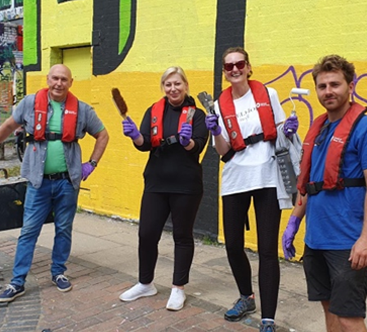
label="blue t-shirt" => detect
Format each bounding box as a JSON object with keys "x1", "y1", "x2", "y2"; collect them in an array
[{"x1": 305, "y1": 115, "x2": 367, "y2": 250}]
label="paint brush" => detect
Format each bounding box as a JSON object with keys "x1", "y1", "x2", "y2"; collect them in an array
[
  {"x1": 197, "y1": 91, "x2": 215, "y2": 115},
  {"x1": 111, "y1": 88, "x2": 128, "y2": 119},
  {"x1": 186, "y1": 107, "x2": 196, "y2": 123}
]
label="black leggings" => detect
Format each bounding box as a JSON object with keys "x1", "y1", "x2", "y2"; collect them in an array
[
  {"x1": 222, "y1": 188, "x2": 281, "y2": 319},
  {"x1": 138, "y1": 192, "x2": 202, "y2": 286}
]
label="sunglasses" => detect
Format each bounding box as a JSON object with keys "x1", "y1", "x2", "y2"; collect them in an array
[{"x1": 223, "y1": 60, "x2": 246, "y2": 71}]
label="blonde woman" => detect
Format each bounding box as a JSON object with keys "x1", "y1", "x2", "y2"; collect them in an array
[{"x1": 119, "y1": 66, "x2": 208, "y2": 311}]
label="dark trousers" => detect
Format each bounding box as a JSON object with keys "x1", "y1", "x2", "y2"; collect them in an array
[
  {"x1": 138, "y1": 192, "x2": 202, "y2": 286},
  {"x1": 222, "y1": 188, "x2": 281, "y2": 319}
]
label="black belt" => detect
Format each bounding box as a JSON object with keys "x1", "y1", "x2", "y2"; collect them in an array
[
  {"x1": 306, "y1": 178, "x2": 366, "y2": 195},
  {"x1": 43, "y1": 172, "x2": 70, "y2": 180},
  {"x1": 221, "y1": 133, "x2": 264, "y2": 163}
]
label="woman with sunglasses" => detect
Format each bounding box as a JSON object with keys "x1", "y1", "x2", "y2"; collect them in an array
[
  {"x1": 119, "y1": 66, "x2": 208, "y2": 311},
  {"x1": 205, "y1": 47, "x2": 299, "y2": 332}
]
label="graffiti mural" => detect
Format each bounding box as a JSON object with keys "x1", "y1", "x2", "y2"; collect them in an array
[
  {"x1": 0, "y1": 0, "x2": 23, "y2": 22},
  {"x1": 0, "y1": 22, "x2": 23, "y2": 126},
  {"x1": 265, "y1": 66, "x2": 367, "y2": 128},
  {"x1": 92, "y1": 0, "x2": 137, "y2": 75},
  {"x1": 22, "y1": 0, "x2": 40, "y2": 72},
  {"x1": 21, "y1": 0, "x2": 367, "y2": 251}
]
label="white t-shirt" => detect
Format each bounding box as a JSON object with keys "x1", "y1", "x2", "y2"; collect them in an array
[{"x1": 214, "y1": 87, "x2": 286, "y2": 196}]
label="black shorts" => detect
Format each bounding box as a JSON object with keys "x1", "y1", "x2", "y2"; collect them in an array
[{"x1": 303, "y1": 245, "x2": 367, "y2": 318}]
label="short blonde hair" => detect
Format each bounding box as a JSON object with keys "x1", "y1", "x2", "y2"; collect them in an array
[{"x1": 160, "y1": 66, "x2": 190, "y2": 95}]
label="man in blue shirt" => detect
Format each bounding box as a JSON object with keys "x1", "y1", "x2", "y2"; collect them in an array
[{"x1": 283, "y1": 55, "x2": 367, "y2": 332}]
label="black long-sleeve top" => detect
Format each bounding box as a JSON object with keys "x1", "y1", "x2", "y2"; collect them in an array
[{"x1": 135, "y1": 96, "x2": 209, "y2": 194}]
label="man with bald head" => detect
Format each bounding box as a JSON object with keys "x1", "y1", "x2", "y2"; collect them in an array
[{"x1": 0, "y1": 64, "x2": 109, "y2": 303}]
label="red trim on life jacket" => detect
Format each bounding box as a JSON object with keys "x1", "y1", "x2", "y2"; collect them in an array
[
  {"x1": 297, "y1": 102, "x2": 367, "y2": 195},
  {"x1": 218, "y1": 80, "x2": 277, "y2": 151},
  {"x1": 34, "y1": 88, "x2": 78, "y2": 142},
  {"x1": 150, "y1": 98, "x2": 194, "y2": 148}
]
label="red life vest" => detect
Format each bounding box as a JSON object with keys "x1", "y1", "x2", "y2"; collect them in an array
[
  {"x1": 297, "y1": 102, "x2": 367, "y2": 195},
  {"x1": 150, "y1": 97, "x2": 194, "y2": 147},
  {"x1": 217, "y1": 80, "x2": 277, "y2": 151},
  {"x1": 34, "y1": 88, "x2": 78, "y2": 142}
]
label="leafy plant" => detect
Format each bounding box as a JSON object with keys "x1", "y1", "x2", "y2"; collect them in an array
[{"x1": 6, "y1": 166, "x2": 21, "y2": 177}]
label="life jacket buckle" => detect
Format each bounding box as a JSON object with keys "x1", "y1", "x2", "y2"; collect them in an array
[
  {"x1": 165, "y1": 135, "x2": 177, "y2": 145},
  {"x1": 244, "y1": 133, "x2": 264, "y2": 145},
  {"x1": 305, "y1": 181, "x2": 324, "y2": 195}
]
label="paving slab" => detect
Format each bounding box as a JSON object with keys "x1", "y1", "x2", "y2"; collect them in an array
[{"x1": 0, "y1": 211, "x2": 324, "y2": 332}]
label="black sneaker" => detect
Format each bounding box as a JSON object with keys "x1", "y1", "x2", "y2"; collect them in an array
[
  {"x1": 0, "y1": 284, "x2": 25, "y2": 303},
  {"x1": 224, "y1": 294, "x2": 256, "y2": 322},
  {"x1": 52, "y1": 274, "x2": 72, "y2": 292}
]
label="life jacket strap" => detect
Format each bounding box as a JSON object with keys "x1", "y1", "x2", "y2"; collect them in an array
[
  {"x1": 306, "y1": 178, "x2": 366, "y2": 195},
  {"x1": 221, "y1": 133, "x2": 264, "y2": 163},
  {"x1": 27, "y1": 133, "x2": 78, "y2": 142}
]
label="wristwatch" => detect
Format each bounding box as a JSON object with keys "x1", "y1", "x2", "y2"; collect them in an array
[{"x1": 89, "y1": 159, "x2": 98, "y2": 167}]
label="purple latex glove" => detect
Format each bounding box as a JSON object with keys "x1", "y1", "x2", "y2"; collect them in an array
[
  {"x1": 122, "y1": 117, "x2": 140, "y2": 140},
  {"x1": 205, "y1": 114, "x2": 222, "y2": 136},
  {"x1": 179, "y1": 122, "x2": 192, "y2": 147},
  {"x1": 282, "y1": 215, "x2": 302, "y2": 260},
  {"x1": 283, "y1": 115, "x2": 299, "y2": 138},
  {"x1": 81, "y1": 162, "x2": 95, "y2": 181}
]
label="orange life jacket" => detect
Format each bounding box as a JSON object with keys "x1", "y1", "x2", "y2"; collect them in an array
[
  {"x1": 297, "y1": 102, "x2": 367, "y2": 195},
  {"x1": 150, "y1": 98, "x2": 194, "y2": 147},
  {"x1": 34, "y1": 88, "x2": 78, "y2": 142},
  {"x1": 217, "y1": 80, "x2": 277, "y2": 151}
]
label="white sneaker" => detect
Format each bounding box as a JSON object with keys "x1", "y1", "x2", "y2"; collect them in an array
[
  {"x1": 166, "y1": 288, "x2": 186, "y2": 311},
  {"x1": 119, "y1": 282, "x2": 157, "y2": 302}
]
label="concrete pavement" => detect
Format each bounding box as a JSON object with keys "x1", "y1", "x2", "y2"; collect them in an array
[{"x1": 0, "y1": 211, "x2": 326, "y2": 332}]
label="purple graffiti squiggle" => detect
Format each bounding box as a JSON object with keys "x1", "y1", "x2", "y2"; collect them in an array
[
  {"x1": 354, "y1": 73, "x2": 367, "y2": 104},
  {"x1": 264, "y1": 66, "x2": 314, "y2": 127},
  {"x1": 262, "y1": 66, "x2": 367, "y2": 128}
]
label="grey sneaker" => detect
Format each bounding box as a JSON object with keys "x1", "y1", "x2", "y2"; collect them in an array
[
  {"x1": 224, "y1": 294, "x2": 256, "y2": 322},
  {"x1": 260, "y1": 319, "x2": 276, "y2": 332}
]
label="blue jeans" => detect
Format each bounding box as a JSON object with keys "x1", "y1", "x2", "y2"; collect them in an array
[{"x1": 11, "y1": 179, "x2": 79, "y2": 286}]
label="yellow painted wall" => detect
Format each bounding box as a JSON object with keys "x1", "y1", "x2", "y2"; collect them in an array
[
  {"x1": 241, "y1": 0, "x2": 367, "y2": 253},
  {"x1": 24, "y1": 0, "x2": 367, "y2": 259}
]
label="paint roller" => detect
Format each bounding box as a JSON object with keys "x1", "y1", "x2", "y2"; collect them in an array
[{"x1": 289, "y1": 88, "x2": 310, "y2": 116}]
